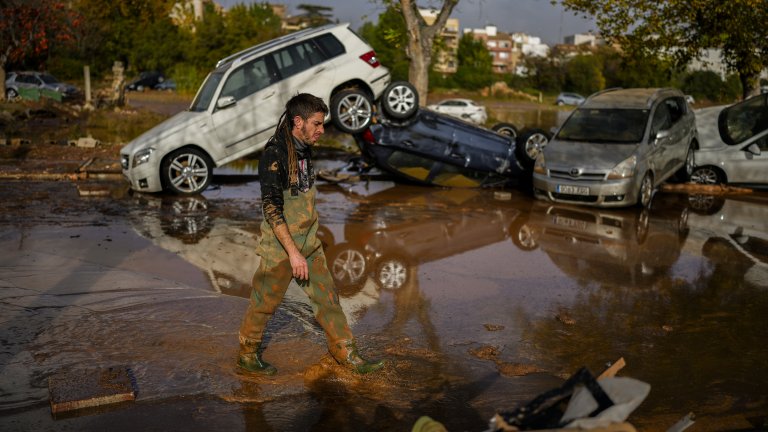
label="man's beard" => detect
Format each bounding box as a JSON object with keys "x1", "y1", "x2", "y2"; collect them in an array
[{"x1": 301, "y1": 125, "x2": 314, "y2": 144}]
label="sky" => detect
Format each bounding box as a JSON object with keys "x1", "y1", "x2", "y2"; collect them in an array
[{"x1": 215, "y1": 0, "x2": 597, "y2": 46}]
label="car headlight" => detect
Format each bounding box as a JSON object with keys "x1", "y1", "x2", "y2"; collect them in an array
[
  {"x1": 533, "y1": 153, "x2": 546, "y2": 174},
  {"x1": 607, "y1": 155, "x2": 637, "y2": 179},
  {"x1": 133, "y1": 147, "x2": 155, "y2": 167}
]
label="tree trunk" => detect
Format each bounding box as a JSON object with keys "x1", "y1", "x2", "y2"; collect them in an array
[
  {"x1": 741, "y1": 72, "x2": 761, "y2": 99},
  {"x1": 399, "y1": 0, "x2": 459, "y2": 105}
]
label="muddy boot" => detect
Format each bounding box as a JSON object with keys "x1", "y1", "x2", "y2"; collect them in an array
[
  {"x1": 237, "y1": 339, "x2": 277, "y2": 375},
  {"x1": 330, "y1": 339, "x2": 385, "y2": 374}
]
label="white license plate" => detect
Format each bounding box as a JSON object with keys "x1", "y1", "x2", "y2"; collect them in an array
[{"x1": 557, "y1": 184, "x2": 590, "y2": 195}]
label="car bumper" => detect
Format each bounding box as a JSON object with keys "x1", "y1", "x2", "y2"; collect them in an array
[
  {"x1": 532, "y1": 174, "x2": 640, "y2": 207},
  {"x1": 121, "y1": 154, "x2": 163, "y2": 192}
]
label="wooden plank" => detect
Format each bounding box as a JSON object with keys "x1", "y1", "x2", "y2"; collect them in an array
[{"x1": 49, "y1": 366, "x2": 137, "y2": 414}]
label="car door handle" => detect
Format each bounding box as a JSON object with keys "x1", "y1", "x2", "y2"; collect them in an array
[
  {"x1": 263, "y1": 91, "x2": 275, "y2": 100},
  {"x1": 315, "y1": 66, "x2": 326, "y2": 73},
  {"x1": 402, "y1": 140, "x2": 414, "y2": 148}
]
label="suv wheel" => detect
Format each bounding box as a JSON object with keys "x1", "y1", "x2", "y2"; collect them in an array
[
  {"x1": 381, "y1": 81, "x2": 419, "y2": 120},
  {"x1": 6, "y1": 88, "x2": 18, "y2": 100},
  {"x1": 331, "y1": 88, "x2": 373, "y2": 134},
  {"x1": 161, "y1": 148, "x2": 213, "y2": 195}
]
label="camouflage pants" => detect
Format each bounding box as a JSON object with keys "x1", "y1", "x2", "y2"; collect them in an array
[{"x1": 239, "y1": 244, "x2": 353, "y2": 347}]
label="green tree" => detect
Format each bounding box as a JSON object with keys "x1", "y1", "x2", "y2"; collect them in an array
[
  {"x1": 453, "y1": 33, "x2": 493, "y2": 90},
  {"x1": 358, "y1": 7, "x2": 409, "y2": 82},
  {"x1": 522, "y1": 55, "x2": 564, "y2": 93},
  {"x1": 564, "y1": 54, "x2": 604, "y2": 95},
  {"x1": 559, "y1": 0, "x2": 768, "y2": 98}
]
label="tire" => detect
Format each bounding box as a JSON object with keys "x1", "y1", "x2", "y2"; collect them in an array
[
  {"x1": 159, "y1": 195, "x2": 212, "y2": 244},
  {"x1": 516, "y1": 128, "x2": 550, "y2": 168},
  {"x1": 690, "y1": 166, "x2": 725, "y2": 185},
  {"x1": 381, "y1": 81, "x2": 419, "y2": 120},
  {"x1": 7, "y1": 88, "x2": 18, "y2": 100},
  {"x1": 688, "y1": 194, "x2": 725, "y2": 215},
  {"x1": 637, "y1": 172, "x2": 654, "y2": 208},
  {"x1": 557, "y1": 100, "x2": 564, "y2": 106},
  {"x1": 376, "y1": 256, "x2": 408, "y2": 290},
  {"x1": 492, "y1": 122, "x2": 519, "y2": 140},
  {"x1": 330, "y1": 88, "x2": 373, "y2": 134},
  {"x1": 327, "y1": 243, "x2": 367, "y2": 289},
  {"x1": 673, "y1": 144, "x2": 695, "y2": 182},
  {"x1": 161, "y1": 147, "x2": 213, "y2": 195}
]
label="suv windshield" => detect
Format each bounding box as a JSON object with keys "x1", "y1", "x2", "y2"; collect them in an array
[
  {"x1": 557, "y1": 108, "x2": 649, "y2": 144},
  {"x1": 719, "y1": 93, "x2": 768, "y2": 145},
  {"x1": 190, "y1": 71, "x2": 225, "y2": 112}
]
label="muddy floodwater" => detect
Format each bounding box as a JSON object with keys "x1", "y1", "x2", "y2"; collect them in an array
[{"x1": 1, "y1": 172, "x2": 768, "y2": 431}]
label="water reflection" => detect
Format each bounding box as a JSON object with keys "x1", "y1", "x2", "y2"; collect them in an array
[{"x1": 517, "y1": 194, "x2": 690, "y2": 286}]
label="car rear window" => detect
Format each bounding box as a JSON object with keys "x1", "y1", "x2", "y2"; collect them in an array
[
  {"x1": 314, "y1": 33, "x2": 345, "y2": 58},
  {"x1": 557, "y1": 108, "x2": 649, "y2": 144},
  {"x1": 718, "y1": 93, "x2": 768, "y2": 145}
]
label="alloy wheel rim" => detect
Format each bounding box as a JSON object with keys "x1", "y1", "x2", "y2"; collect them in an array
[
  {"x1": 691, "y1": 168, "x2": 718, "y2": 184},
  {"x1": 169, "y1": 153, "x2": 209, "y2": 193},
  {"x1": 386, "y1": 85, "x2": 417, "y2": 114},
  {"x1": 338, "y1": 95, "x2": 372, "y2": 130},
  {"x1": 525, "y1": 133, "x2": 548, "y2": 159}
]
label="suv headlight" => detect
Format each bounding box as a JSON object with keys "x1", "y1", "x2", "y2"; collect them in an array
[
  {"x1": 133, "y1": 147, "x2": 155, "y2": 167},
  {"x1": 533, "y1": 153, "x2": 546, "y2": 174},
  {"x1": 607, "y1": 155, "x2": 637, "y2": 179}
]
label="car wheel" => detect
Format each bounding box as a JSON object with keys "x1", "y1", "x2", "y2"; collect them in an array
[
  {"x1": 327, "y1": 243, "x2": 367, "y2": 289},
  {"x1": 688, "y1": 194, "x2": 725, "y2": 215},
  {"x1": 381, "y1": 81, "x2": 419, "y2": 120},
  {"x1": 674, "y1": 144, "x2": 695, "y2": 182},
  {"x1": 510, "y1": 220, "x2": 538, "y2": 251},
  {"x1": 635, "y1": 208, "x2": 649, "y2": 244},
  {"x1": 7, "y1": 88, "x2": 18, "y2": 100},
  {"x1": 330, "y1": 88, "x2": 373, "y2": 134},
  {"x1": 557, "y1": 100, "x2": 564, "y2": 106},
  {"x1": 376, "y1": 256, "x2": 408, "y2": 290},
  {"x1": 690, "y1": 166, "x2": 725, "y2": 185},
  {"x1": 637, "y1": 172, "x2": 654, "y2": 208},
  {"x1": 492, "y1": 122, "x2": 518, "y2": 140},
  {"x1": 161, "y1": 148, "x2": 213, "y2": 195},
  {"x1": 516, "y1": 128, "x2": 550, "y2": 168}
]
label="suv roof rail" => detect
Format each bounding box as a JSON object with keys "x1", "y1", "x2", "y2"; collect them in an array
[{"x1": 215, "y1": 22, "x2": 345, "y2": 68}]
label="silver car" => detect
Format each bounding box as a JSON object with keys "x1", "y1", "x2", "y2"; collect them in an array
[
  {"x1": 533, "y1": 88, "x2": 696, "y2": 208},
  {"x1": 691, "y1": 93, "x2": 768, "y2": 188}
]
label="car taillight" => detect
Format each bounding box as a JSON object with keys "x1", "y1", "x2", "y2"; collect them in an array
[
  {"x1": 359, "y1": 51, "x2": 380, "y2": 68},
  {"x1": 360, "y1": 128, "x2": 375, "y2": 144}
]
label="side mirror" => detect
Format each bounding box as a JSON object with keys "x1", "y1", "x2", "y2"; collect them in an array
[
  {"x1": 216, "y1": 96, "x2": 236, "y2": 109},
  {"x1": 745, "y1": 142, "x2": 762, "y2": 156},
  {"x1": 653, "y1": 129, "x2": 671, "y2": 144}
]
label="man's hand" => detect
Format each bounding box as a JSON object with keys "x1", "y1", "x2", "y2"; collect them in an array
[
  {"x1": 273, "y1": 223, "x2": 308, "y2": 280},
  {"x1": 289, "y1": 250, "x2": 308, "y2": 280}
]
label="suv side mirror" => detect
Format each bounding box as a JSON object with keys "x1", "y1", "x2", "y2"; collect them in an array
[
  {"x1": 745, "y1": 142, "x2": 762, "y2": 156},
  {"x1": 217, "y1": 96, "x2": 236, "y2": 109}
]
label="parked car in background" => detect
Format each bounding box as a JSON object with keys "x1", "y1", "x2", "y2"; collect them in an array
[
  {"x1": 121, "y1": 23, "x2": 408, "y2": 195},
  {"x1": 154, "y1": 79, "x2": 177, "y2": 91},
  {"x1": 533, "y1": 87, "x2": 697, "y2": 208},
  {"x1": 555, "y1": 92, "x2": 585, "y2": 106},
  {"x1": 352, "y1": 108, "x2": 527, "y2": 188},
  {"x1": 426, "y1": 98, "x2": 487, "y2": 124},
  {"x1": 126, "y1": 71, "x2": 166, "y2": 91},
  {"x1": 4, "y1": 71, "x2": 80, "y2": 101},
  {"x1": 691, "y1": 93, "x2": 768, "y2": 188}
]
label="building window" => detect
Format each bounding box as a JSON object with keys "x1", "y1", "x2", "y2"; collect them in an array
[
  {"x1": 487, "y1": 41, "x2": 497, "y2": 48},
  {"x1": 499, "y1": 52, "x2": 509, "y2": 59}
]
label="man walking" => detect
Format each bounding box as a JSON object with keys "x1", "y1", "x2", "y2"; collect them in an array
[{"x1": 238, "y1": 93, "x2": 384, "y2": 375}]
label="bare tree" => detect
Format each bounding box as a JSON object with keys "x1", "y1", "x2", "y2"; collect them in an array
[{"x1": 396, "y1": 0, "x2": 459, "y2": 104}]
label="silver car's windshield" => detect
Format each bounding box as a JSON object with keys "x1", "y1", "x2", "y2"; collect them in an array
[
  {"x1": 557, "y1": 108, "x2": 649, "y2": 144},
  {"x1": 190, "y1": 71, "x2": 225, "y2": 112}
]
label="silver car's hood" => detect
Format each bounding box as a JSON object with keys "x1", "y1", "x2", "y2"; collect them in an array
[
  {"x1": 694, "y1": 105, "x2": 727, "y2": 149},
  {"x1": 544, "y1": 140, "x2": 639, "y2": 169},
  {"x1": 121, "y1": 110, "x2": 202, "y2": 154}
]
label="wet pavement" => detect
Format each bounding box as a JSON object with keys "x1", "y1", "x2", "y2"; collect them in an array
[{"x1": 1, "y1": 173, "x2": 767, "y2": 431}]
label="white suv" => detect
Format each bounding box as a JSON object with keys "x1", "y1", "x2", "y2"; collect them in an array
[{"x1": 120, "y1": 23, "x2": 416, "y2": 194}]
